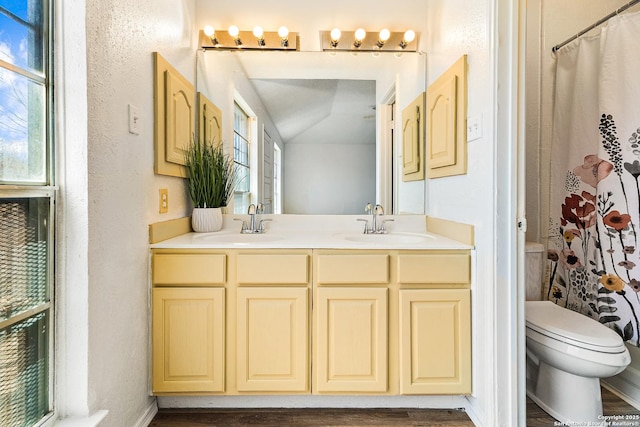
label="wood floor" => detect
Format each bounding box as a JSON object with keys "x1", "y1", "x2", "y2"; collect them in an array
[
  {"x1": 150, "y1": 388, "x2": 638, "y2": 426},
  {"x1": 525, "y1": 386, "x2": 639, "y2": 427}
]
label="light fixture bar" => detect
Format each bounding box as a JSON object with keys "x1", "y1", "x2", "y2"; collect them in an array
[
  {"x1": 320, "y1": 30, "x2": 418, "y2": 52},
  {"x1": 200, "y1": 29, "x2": 299, "y2": 51}
]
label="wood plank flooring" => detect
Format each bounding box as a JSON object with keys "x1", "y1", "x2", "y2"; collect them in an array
[
  {"x1": 150, "y1": 387, "x2": 638, "y2": 426},
  {"x1": 526, "y1": 386, "x2": 639, "y2": 427},
  {"x1": 149, "y1": 408, "x2": 474, "y2": 426}
]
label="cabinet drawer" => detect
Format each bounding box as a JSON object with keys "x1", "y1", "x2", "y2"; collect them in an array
[
  {"x1": 153, "y1": 253, "x2": 226, "y2": 286},
  {"x1": 397, "y1": 252, "x2": 469, "y2": 285},
  {"x1": 316, "y1": 254, "x2": 389, "y2": 284},
  {"x1": 237, "y1": 254, "x2": 309, "y2": 285}
]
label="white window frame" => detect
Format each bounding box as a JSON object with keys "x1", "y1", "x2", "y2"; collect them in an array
[
  {"x1": 233, "y1": 94, "x2": 258, "y2": 214},
  {"x1": 0, "y1": 0, "x2": 55, "y2": 426},
  {"x1": 273, "y1": 143, "x2": 282, "y2": 214}
]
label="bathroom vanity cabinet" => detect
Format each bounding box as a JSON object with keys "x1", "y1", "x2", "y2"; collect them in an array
[{"x1": 151, "y1": 247, "x2": 471, "y2": 396}]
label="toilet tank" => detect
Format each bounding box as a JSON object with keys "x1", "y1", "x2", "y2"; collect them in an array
[{"x1": 525, "y1": 242, "x2": 545, "y2": 301}]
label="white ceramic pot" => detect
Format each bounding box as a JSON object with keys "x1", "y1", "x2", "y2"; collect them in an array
[{"x1": 191, "y1": 207, "x2": 223, "y2": 232}]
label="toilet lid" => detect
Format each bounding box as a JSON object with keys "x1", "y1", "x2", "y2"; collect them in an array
[{"x1": 525, "y1": 301, "x2": 625, "y2": 352}]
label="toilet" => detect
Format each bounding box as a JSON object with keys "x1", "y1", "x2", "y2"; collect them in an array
[{"x1": 525, "y1": 242, "x2": 631, "y2": 424}]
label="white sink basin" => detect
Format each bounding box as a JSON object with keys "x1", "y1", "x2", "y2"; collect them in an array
[
  {"x1": 339, "y1": 232, "x2": 435, "y2": 244},
  {"x1": 193, "y1": 233, "x2": 284, "y2": 245}
]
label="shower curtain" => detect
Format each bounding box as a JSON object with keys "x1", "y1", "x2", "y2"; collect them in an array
[{"x1": 546, "y1": 11, "x2": 640, "y2": 346}]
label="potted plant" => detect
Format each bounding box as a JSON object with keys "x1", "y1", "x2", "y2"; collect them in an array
[{"x1": 184, "y1": 138, "x2": 236, "y2": 232}]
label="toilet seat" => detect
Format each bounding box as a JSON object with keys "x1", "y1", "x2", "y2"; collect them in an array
[{"x1": 525, "y1": 301, "x2": 627, "y2": 353}]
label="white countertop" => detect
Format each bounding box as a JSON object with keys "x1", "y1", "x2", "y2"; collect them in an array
[{"x1": 151, "y1": 214, "x2": 473, "y2": 250}]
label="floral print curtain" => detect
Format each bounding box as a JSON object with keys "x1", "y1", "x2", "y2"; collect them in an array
[{"x1": 546, "y1": 12, "x2": 640, "y2": 346}]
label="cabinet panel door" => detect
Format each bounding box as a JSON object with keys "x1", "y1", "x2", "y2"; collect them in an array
[
  {"x1": 236, "y1": 287, "x2": 309, "y2": 392},
  {"x1": 401, "y1": 92, "x2": 425, "y2": 182},
  {"x1": 315, "y1": 287, "x2": 388, "y2": 392},
  {"x1": 165, "y1": 69, "x2": 195, "y2": 165},
  {"x1": 399, "y1": 289, "x2": 470, "y2": 394},
  {"x1": 152, "y1": 287, "x2": 225, "y2": 393},
  {"x1": 198, "y1": 92, "x2": 222, "y2": 146},
  {"x1": 427, "y1": 75, "x2": 457, "y2": 169}
]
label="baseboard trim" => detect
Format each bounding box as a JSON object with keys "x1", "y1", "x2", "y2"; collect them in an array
[
  {"x1": 463, "y1": 396, "x2": 486, "y2": 427},
  {"x1": 135, "y1": 399, "x2": 158, "y2": 427},
  {"x1": 602, "y1": 343, "x2": 640, "y2": 410}
]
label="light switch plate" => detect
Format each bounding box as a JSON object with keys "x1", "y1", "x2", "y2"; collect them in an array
[
  {"x1": 129, "y1": 104, "x2": 140, "y2": 135},
  {"x1": 467, "y1": 115, "x2": 482, "y2": 142}
]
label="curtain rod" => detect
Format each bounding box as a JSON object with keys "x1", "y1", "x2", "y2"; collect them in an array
[{"x1": 552, "y1": 0, "x2": 640, "y2": 53}]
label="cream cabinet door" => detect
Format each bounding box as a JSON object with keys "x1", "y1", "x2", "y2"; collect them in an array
[
  {"x1": 236, "y1": 287, "x2": 309, "y2": 392},
  {"x1": 399, "y1": 289, "x2": 471, "y2": 394},
  {"x1": 152, "y1": 287, "x2": 225, "y2": 393},
  {"x1": 315, "y1": 287, "x2": 388, "y2": 393},
  {"x1": 198, "y1": 92, "x2": 222, "y2": 146},
  {"x1": 401, "y1": 92, "x2": 425, "y2": 182}
]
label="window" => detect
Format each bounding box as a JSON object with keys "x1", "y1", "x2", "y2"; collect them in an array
[
  {"x1": 233, "y1": 102, "x2": 251, "y2": 214},
  {"x1": 0, "y1": 0, "x2": 54, "y2": 426},
  {"x1": 273, "y1": 144, "x2": 282, "y2": 214}
]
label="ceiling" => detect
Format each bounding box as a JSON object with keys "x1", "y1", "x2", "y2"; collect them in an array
[{"x1": 248, "y1": 78, "x2": 376, "y2": 145}]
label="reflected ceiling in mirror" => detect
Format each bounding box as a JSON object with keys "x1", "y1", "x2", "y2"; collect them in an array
[{"x1": 250, "y1": 78, "x2": 375, "y2": 145}]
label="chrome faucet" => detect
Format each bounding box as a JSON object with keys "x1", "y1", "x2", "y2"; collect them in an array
[
  {"x1": 359, "y1": 203, "x2": 394, "y2": 234},
  {"x1": 234, "y1": 203, "x2": 270, "y2": 234}
]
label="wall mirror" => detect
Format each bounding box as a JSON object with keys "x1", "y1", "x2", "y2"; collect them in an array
[{"x1": 196, "y1": 50, "x2": 425, "y2": 215}]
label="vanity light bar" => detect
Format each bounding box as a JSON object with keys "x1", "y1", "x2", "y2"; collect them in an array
[
  {"x1": 321, "y1": 29, "x2": 418, "y2": 52},
  {"x1": 200, "y1": 27, "x2": 299, "y2": 51}
]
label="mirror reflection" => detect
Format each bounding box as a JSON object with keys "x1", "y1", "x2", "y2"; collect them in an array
[{"x1": 196, "y1": 50, "x2": 425, "y2": 214}]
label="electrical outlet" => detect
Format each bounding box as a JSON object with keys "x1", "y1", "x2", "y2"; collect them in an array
[
  {"x1": 159, "y1": 189, "x2": 168, "y2": 214},
  {"x1": 467, "y1": 115, "x2": 482, "y2": 142}
]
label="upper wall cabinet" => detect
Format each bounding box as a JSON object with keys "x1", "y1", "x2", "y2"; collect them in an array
[
  {"x1": 402, "y1": 92, "x2": 426, "y2": 182},
  {"x1": 426, "y1": 55, "x2": 467, "y2": 179},
  {"x1": 198, "y1": 92, "x2": 222, "y2": 147},
  {"x1": 154, "y1": 53, "x2": 195, "y2": 178}
]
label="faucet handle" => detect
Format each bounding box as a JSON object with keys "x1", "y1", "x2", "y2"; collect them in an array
[
  {"x1": 380, "y1": 218, "x2": 394, "y2": 233},
  {"x1": 357, "y1": 218, "x2": 371, "y2": 234},
  {"x1": 258, "y1": 218, "x2": 271, "y2": 233},
  {"x1": 233, "y1": 218, "x2": 248, "y2": 232}
]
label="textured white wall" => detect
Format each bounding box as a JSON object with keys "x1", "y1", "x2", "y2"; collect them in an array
[
  {"x1": 422, "y1": 0, "x2": 497, "y2": 424},
  {"x1": 63, "y1": 0, "x2": 197, "y2": 425}
]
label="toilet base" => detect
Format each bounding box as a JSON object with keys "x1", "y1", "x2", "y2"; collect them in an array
[{"x1": 528, "y1": 361, "x2": 604, "y2": 425}]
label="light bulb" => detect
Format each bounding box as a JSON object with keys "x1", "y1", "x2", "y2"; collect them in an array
[
  {"x1": 228, "y1": 25, "x2": 240, "y2": 38},
  {"x1": 403, "y1": 29, "x2": 415, "y2": 43},
  {"x1": 203, "y1": 25, "x2": 215, "y2": 37},
  {"x1": 379, "y1": 28, "x2": 390, "y2": 42},
  {"x1": 278, "y1": 26, "x2": 289, "y2": 39},
  {"x1": 253, "y1": 26, "x2": 264, "y2": 38},
  {"x1": 329, "y1": 28, "x2": 341, "y2": 48},
  {"x1": 354, "y1": 28, "x2": 366, "y2": 48},
  {"x1": 376, "y1": 28, "x2": 390, "y2": 48},
  {"x1": 400, "y1": 30, "x2": 415, "y2": 49}
]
